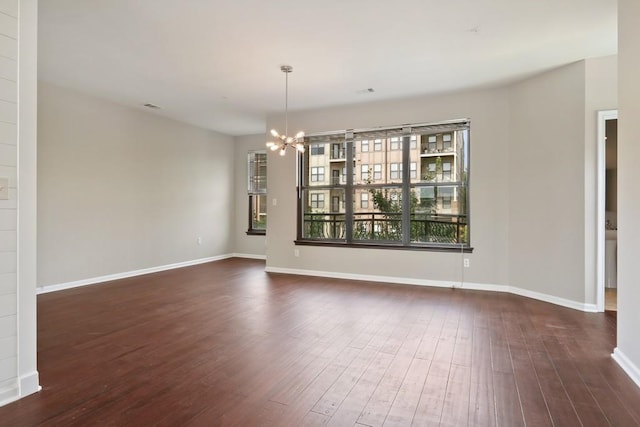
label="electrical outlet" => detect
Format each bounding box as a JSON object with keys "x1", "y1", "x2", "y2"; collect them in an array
[
  {"x1": 197, "y1": 236, "x2": 202, "y2": 245},
  {"x1": 294, "y1": 249, "x2": 300, "y2": 257},
  {"x1": 463, "y1": 258, "x2": 470, "y2": 268},
  {"x1": 272, "y1": 198, "x2": 277, "y2": 206}
]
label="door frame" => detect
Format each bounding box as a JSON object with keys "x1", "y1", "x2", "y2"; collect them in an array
[{"x1": 596, "y1": 109, "x2": 618, "y2": 312}]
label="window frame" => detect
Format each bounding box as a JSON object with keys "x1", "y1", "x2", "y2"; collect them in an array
[
  {"x1": 296, "y1": 120, "x2": 471, "y2": 251},
  {"x1": 247, "y1": 150, "x2": 267, "y2": 235}
]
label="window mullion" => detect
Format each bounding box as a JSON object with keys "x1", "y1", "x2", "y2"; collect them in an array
[
  {"x1": 401, "y1": 127, "x2": 411, "y2": 246},
  {"x1": 345, "y1": 131, "x2": 354, "y2": 243}
]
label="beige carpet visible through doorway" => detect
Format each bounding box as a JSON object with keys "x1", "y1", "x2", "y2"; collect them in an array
[{"x1": 605, "y1": 288, "x2": 617, "y2": 311}]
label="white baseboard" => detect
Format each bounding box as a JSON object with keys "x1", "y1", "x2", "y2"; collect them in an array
[
  {"x1": 612, "y1": 348, "x2": 640, "y2": 389},
  {"x1": 37, "y1": 255, "x2": 234, "y2": 294},
  {"x1": 508, "y1": 286, "x2": 599, "y2": 312},
  {"x1": 265, "y1": 266, "x2": 596, "y2": 312},
  {"x1": 0, "y1": 380, "x2": 18, "y2": 407},
  {"x1": 266, "y1": 266, "x2": 462, "y2": 289},
  {"x1": 0, "y1": 371, "x2": 40, "y2": 408},
  {"x1": 20, "y1": 371, "x2": 40, "y2": 398},
  {"x1": 232, "y1": 253, "x2": 266, "y2": 260}
]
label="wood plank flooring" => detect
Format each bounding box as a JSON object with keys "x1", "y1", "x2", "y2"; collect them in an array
[{"x1": 0, "y1": 258, "x2": 638, "y2": 426}]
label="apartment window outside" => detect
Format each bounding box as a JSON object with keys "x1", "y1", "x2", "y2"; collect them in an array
[
  {"x1": 373, "y1": 164, "x2": 382, "y2": 181},
  {"x1": 361, "y1": 140, "x2": 369, "y2": 152},
  {"x1": 247, "y1": 151, "x2": 267, "y2": 235},
  {"x1": 361, "y1": 164, "x2": 369, "y2": 180},
  {"x1": 332, "y1": 169, "x2": 340, "y2": 185},
  {"x1": 410, "y1": 162, "x2": 417, "y2": 179},
  {"x1": 361, "y1": 192, "x2": 369, "y2": 208},
  {"x1": 311, "y1": 166, "x2": 325, "y2": 182},
  {"x1": 310, "y1": 144, "x2": 325, "y2": 155},
  {"x1": 442, "y1": 161, "x2": 452, "y2": 181},
  {"x1": 310, "y1": 193, "x2": 325, "y2": 209},
  {"x1": 390, "y1": 163, "x2": 401, "y2": 180},
  {"x1": 332, "y1": 196, "x2": 340, "y2": 212},
  {"x1": 428, "y1": 135, "x2": 437, "y2": 152},
  {"x1": 443, "y1": 133, "x2": 452, "y2": 150},
  {"x1": 298, "y1": 120, "x2": 470, "y2": 249}
]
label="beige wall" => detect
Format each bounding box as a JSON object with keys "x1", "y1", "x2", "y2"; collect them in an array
[
  {"x1": 507, "y1": 61, "x2": 587, "y2": 303},
  {"x1": 37, "y1": 82, "x2": 235, "y2": 287},
  {"x1": 265, "y1": 58, "x2": 617, "y2": 309},
  {"x1": 617, "y1": 0, "x2": 640, "y2": 385},
  {"x1": 266, "y1": 88, "x2": 511, "y2": 287},
  {"x1": 233, "y1": 133, "x2": 266, "y2": 257}
]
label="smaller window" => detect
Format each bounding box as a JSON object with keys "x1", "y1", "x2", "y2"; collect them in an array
[
  {"x1": 360, "y1": 192, "x2": 369, "y2": 208},
  {"x1": 428, "y1": 135, "x2": 437, "y2": 152},
  {"x1": 361, "y1": 140, "x2": 369, "y2": 152},
  {"x1": 410, "y1": 162, "x2": 417, "y2": 179},
  {"x1": 331, "y1": 195, "x2": 340, "y2": 212},
  {"x1": 410, "y1": 135, "x2": 417, "y2": 149},
  {"x1": 361, "y1": 164, "x2": 369, "y2": 180},
  {"x1": 390, "y1": 163, "x2": 401, "y2": 180},
  {"x1": 443, "y1": 134, "x2": 452, "y2": 150},
  {"x1": 442, "y1": 162, "x2": 452, "y2": 180},
  {"x1": 331, "y1": 169, "x2": 340, "y2": 185},
  {"x1": 439, "y1": 187, "x2": 453, "y2": 210},
  {"x1": 374, "y1": 139, "x2": 383, "y2": 151},
  {"x1": 310, "y1": 144, "x2": 325, "y2": 155},
  {"x1": 390, "y1": 137, "x2": 401, "y2": 150},
  {"x1": 373, "y1": 164, "x2": 382, "y2": 180},
  {"x1": 311, "y1": 166, "x2": 325, "y2": 182},
  {"x1": 310, "y1": 193, "x2": 325, "y2": 209}
]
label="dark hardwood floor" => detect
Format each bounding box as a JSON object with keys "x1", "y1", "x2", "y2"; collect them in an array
[{"x1": 1, "y1": 257, "x2": 638, "y2": 426}]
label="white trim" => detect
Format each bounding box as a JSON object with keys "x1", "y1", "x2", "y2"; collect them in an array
[
  {"x1": 0, "y1": 381, "x2": 18, "y2": 407},
  {"x1": 231, "y1": 253, "x2": 267, "y2": 260},
  {"x1": 596, "y1": 110, "x2": 618, "y2": 312},
  {"x1": 19, "y1": 371, "x2": 40, "y2": 398},
  {"x1": 508, "y1": 286, "x2": 598, "y2": 312},
  {"x1": 37, "y1": 255, "x2": 233, "y2": 294},
  {"x1": 265, "y1": 266, "x2": 597, "y2": 312},
  {"x1": 612, "y1": 348, "x2": 640, "y2": 389}
]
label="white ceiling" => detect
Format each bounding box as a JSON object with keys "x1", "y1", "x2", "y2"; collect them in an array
[{"x1": 38, "y1": 0, "x2": 617, "y2": 136}]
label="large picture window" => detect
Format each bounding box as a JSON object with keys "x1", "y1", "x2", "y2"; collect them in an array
[{"x1": 297, "y1": 120, "x2": 470, "y2": 249}]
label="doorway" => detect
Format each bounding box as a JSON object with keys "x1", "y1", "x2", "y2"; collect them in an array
[{"x1": 597, "y1": 110, "x2": 618, "y2": 312}]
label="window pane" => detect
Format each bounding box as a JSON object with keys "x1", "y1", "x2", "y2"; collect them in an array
[
  {"x1": 302, "y1": 189, "x2": 345, "y2": 240},
  {"x1": 310, "y1": 143, "x2": 325, "y2": 155},
  {"x1": 250, "y1": 194, "x2": 267, "y2": 231},
  {"x1": 248, "y1": 151, "x2": 267, "y2": 193},
  {"x1": 353, "y1": 187, "x2": 403, "y2": 242},
  {"x1": 302, "y1": 136, "x2": 338, "y2": 187},
  {"x1": 409, "y1": 185, "x2": 467, "y2": 244}
]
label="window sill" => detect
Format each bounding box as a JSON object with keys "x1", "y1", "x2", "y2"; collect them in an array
[
  {"x1": 294, "y1": 240, "x2": 473, "y2": 253},
  {"x1": 246, "y1": 230, "x2": 266, "y2": 236}
]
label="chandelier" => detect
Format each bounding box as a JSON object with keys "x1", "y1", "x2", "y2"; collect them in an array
[{"x1": 266, "y1": 65, "x2": 305, "y2": 156}]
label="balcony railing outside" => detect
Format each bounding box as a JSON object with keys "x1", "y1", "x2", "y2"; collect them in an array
[{"x1": 302, "y1": 212, "x2": 467, "y2": 244}]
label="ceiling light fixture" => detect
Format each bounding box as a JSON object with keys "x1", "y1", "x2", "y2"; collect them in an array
[{"x1": 266, "y1": 65, "x2": 305, "y2": 156}]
